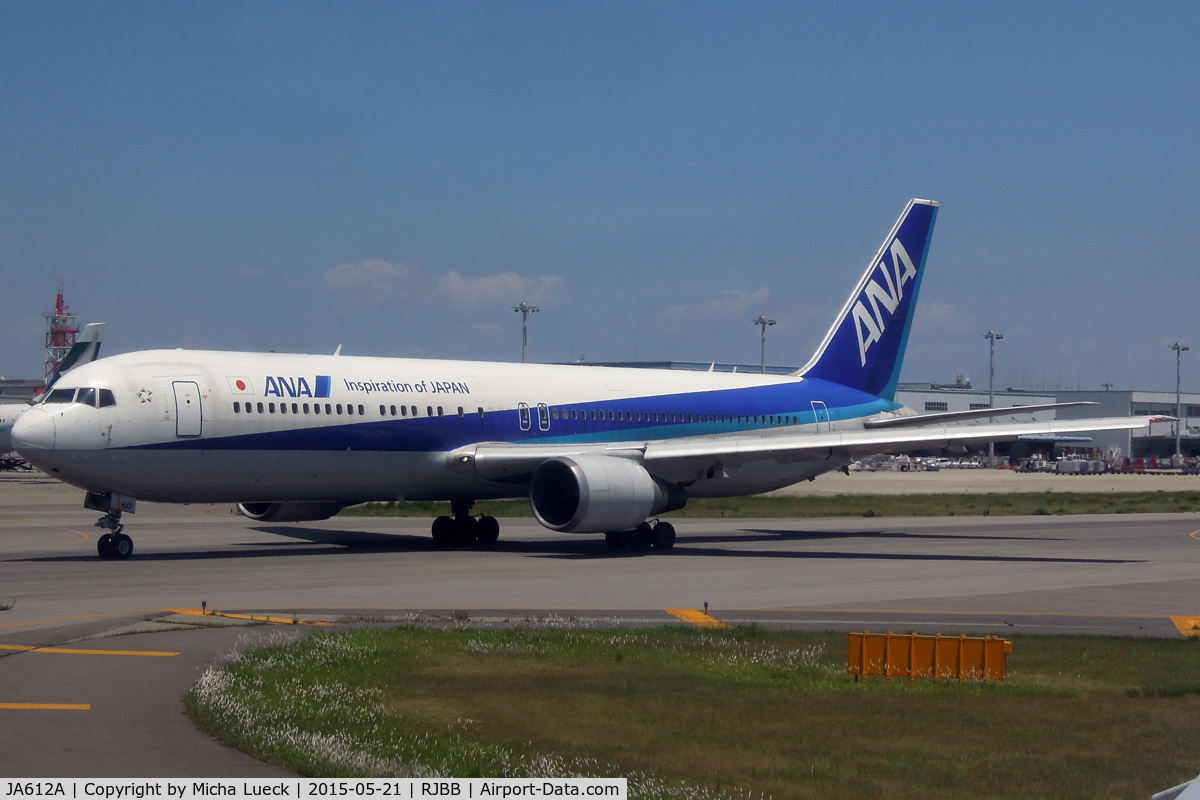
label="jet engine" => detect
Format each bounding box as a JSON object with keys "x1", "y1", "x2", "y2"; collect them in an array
[
  {"x1": 236, "y1": 501, "x2": 346, "y2": 522},
  {"x1": 529, "y1": 454, "x2": 686, "y2": 533}
]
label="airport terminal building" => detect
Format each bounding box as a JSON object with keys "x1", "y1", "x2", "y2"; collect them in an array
[{"x1": 1055, "y1": 389, "x2": 1200, "y2": 459}]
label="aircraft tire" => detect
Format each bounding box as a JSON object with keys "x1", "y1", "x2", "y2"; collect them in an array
[
  {"x1": 431, "y1": 515, "x2": 455, "y2": 546},
  {"x1": 651, "y1": 521, "x2": 676, "y2": 550},
  {"x1": 112, "y1": 533, "x2": 134, "y2": 560},
  {"x1": 97, "y1": 533, "x2": 115, "y2": 560},
  {"x1": 630, "y1": 523, "x2": 654, "y2": 551},
  {"x1": 476, "y1": 516, "x2": 500, "y2": 545},
  {"x1": 454, "y1": 516, "x2": 479, "y2": 545},
  {"x1": 604, "y1": 531, "x2": 626, "y2": 551}
]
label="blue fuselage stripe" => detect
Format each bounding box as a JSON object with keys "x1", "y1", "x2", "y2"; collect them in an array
[{"x1": 127, "y1": 379, "x2": 895, "y2": 453}]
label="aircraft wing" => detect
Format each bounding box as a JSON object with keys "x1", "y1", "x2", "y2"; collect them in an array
[
  {"x1": 457, "y1": 416, "x2": 1160, "y2": 482},
  {"x1": 862, "y1": 401, "x2": 1099, "y2": 429}
]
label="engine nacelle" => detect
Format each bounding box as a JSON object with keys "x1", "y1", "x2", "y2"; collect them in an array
[
  {"x1": 529, "y1": 454, "x2": 686, "y2": 533},
  {"x1": 236, "y1": 501, "x2": 345, "y2": 523}
]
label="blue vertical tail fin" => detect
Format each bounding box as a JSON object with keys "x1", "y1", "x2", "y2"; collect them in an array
[{"x1": 796, "y1": 199, "x2": 938, "y2": 400}]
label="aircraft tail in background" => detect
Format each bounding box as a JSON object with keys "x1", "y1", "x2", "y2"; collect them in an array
[{"x1": 47, "y1": 322, "x2": 105, "y2": 389}]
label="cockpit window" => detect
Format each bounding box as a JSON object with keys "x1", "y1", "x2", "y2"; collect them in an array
[
  {"x1": 98, "y1": 389, "x2": 116, "y2": 408},
  {"x1": 77, "y1": 387, "x2": 97, "y2": 406},
  {"x1": 46, "y1": 388, "x2": 76, "y2": 403}
]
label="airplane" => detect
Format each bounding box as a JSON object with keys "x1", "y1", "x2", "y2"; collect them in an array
[
  {"x1": 0, "y1": 322, "x2": 105, "y2": 454},
  {"x1": 11, "y1": 199, "x2": 1158, "y2": 560}
]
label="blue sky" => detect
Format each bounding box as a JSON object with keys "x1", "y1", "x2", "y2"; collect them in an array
[{"x1": 2, "y1": 2, "x2": 1198, "y2": 392}]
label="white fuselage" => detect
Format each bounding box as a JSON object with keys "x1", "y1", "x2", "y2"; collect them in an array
[{"x1": 13, "y1": 349, "x2": 890, "y2": 504}]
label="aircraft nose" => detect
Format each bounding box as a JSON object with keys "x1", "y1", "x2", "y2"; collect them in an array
[{"x1": 11, "y1": 407, "x2": 55, "y2": 462}]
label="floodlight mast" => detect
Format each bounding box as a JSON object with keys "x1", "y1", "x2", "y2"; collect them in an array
[
  {"x1": 984, "y1": 330, "x2": 1004, "y2": 467},
  {"x1": 514, "y1": 302, "x2": 539, "y2": 363},
  {"x1": 753, "y1": 315, "x2": 776, "y2": 374},
  {"x1": 1171, "y1": 342, "x2": 1189, "y2": 460}
]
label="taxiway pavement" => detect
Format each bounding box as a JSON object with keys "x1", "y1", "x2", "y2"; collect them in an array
[{"x1": 2, "y1": 472, "x2": 1199, "y2": 776}]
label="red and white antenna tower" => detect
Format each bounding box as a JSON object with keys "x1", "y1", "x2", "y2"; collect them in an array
[{"x1": 44, "y1": 282, "x2": 80, "y2": 384}]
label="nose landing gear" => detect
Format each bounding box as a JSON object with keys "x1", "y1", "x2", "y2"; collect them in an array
[
  {"x1": 85, "y1": 492, "x2": 136, "y2": 560},
  {"x1": 95, "y1": 509, "x2": 134, "y2": 560}
]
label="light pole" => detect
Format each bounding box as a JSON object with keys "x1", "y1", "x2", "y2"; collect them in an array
[
  {"x1": 984, "y1": 330, "x2": 1004, "y2": 467},
  {"x1": 753, "y1": 315, "x2": 776, "y2": 373},
  {"x1": 1171, "y1": 342, "x2": 1189, "y2": 460},
  {"x1": 513, "y1": 302, "x2": 539, "y2": 363}
]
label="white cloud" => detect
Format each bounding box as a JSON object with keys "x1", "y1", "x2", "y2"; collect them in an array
[
  {"x1": 436, "y1": 271, "x2": 562, "y2": 307},
  {"x1": 659, "y1": 286, "x2": 771, "y2": 325},
  {"x1": 322, "y1": 260, "x2": 562, "y2": 309},
  {"x1": 322, "y1": 259, "x2": 417, "y2": 299}
]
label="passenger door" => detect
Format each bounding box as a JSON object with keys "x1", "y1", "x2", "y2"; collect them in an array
[{"x1": 173, "y1": 381, "x2": 203, "y2": 437}]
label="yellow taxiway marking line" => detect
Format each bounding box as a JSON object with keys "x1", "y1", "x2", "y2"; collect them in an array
[
  {"x1": 163, "y1": 608, "x2": 334, "y2": 626},
  {"x1": 1190, "y1": 529, "x2": 1200, "y2": 541},
  {"x1": 0, "y1": 525, "x2": 89, "y2": 555},
  {"x1": 0, "y1": 643, "x2": 178, "y2": 657},
  {"x1": 0, "y1": 703, "x2": 90, "y2": 711},
  {"x1": 1171, "y1": 617, "x2": 1200, "y2": 637},
  {"x1": 666, "y1": 608, "x2": 732, "y2": 629},
  {"x1": 0, "y1": 610, "x2": 156, "y2": 631}
]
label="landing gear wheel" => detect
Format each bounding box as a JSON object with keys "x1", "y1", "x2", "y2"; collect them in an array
[
  {"x1": 112, "y1": 533, "x2": 134, "y2": 560},
  {"x1": 630, "y1": 522, "x2": 654, "y2": 551},
  {"x1": 476, "y1": 516, "x2": 500, "y2": 545},
  {"x1": 431, "y1": 515, "x2": 455, "y2": 546},
  {"x1": 651, "y1": 521, "x2": 676, "y2": 551},
  {"x1": 454, "y1": 515, "x2": 479, "y2": 545},
  {"x1": 604, "y1": 531, "x2": 627, "y2": 551},
  {"x1": 98, "y1": 533, "x2": 116, "y2": 560}
]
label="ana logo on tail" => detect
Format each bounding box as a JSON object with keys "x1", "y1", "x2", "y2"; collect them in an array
[{"x1": 851, "y1": 237, "x2": 918, "y2": 367}]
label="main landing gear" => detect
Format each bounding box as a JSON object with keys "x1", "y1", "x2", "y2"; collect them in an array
[
  {"x1": 95, "y1": 507, "x2": 134, "y2": 560},
  {"x1": 431, "y1": 499, "x2": 500, "y2": 547},
  {"x1": 604, "y1": 520, "x2": 676, "y2": 552}
]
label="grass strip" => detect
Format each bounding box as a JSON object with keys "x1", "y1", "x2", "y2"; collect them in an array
[
  {"x1": 339, "y1": 491, "x2": 1200, "y2": 519},
  {"x1": 187, "y1": 624, "x2": 1200, "y2": 799}
]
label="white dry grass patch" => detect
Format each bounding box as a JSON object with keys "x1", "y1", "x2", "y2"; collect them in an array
[{"x1": 189, "y1": 628, "x2": 761, "y2": 798}]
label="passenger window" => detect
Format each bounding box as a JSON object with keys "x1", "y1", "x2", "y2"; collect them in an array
[
  {"x1": 477, "y1": 407, "x2": 485, "y2": 418},
  {"x1": 437, "y1": 406, "x2": 443, "y2": 416},
  {"x1": 336, "y1": 404, "x2": 343, "y2": 414},
  {"x1": 427, "y1": 406, "x2": 433, "y2": 417},
  {"x1": 389, "y1": 405, "x2": 396, "y2": 416},
  {"x1": 257, "y1": 402, "x2": 265, "y2": 413},
  {"x1": 313, "y1": 404, "x2": 321, "y2": 415},
  {"x1": 458, "y1": 406, "x2": 464, "y2": 418},
  {"x1": 401, "y1": 406, "x2": 408, "y2": 417},
  {"x1": 292, "y1": 403, "x2": 299, "y2": 414},
  {"x1": 281, "y1": 404, "x2": 288, "y2": 415},
  {"x1": 303, "y1": 403, "x2": 310, "y2": 414},
  {"x1": 234, "y1": 402, "x2": 240, "y2": 413},
  {"x1": 380, "y1": 405, "x2": 387, "y2": 416},
  {"x1": 325, "y1": 404, "x2": 332, "y2": 414},
  {"x1": 358, "y1": 405, "x2": 365, "y2": 415},
  {"x1": 410, "y1": 406, "x2": 417, "y2": 417},
  {"x1": 269, "y1": 403, "x2": 277, "y2": 413}
]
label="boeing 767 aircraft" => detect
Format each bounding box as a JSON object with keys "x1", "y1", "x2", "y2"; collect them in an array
[{"x1": 11, "y1": 200, "x2": 1156, "y2": 559}]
